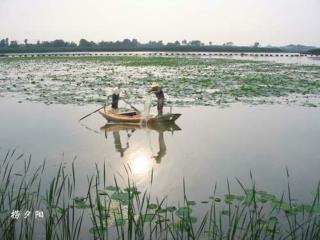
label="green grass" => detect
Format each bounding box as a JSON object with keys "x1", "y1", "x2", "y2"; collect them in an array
[
  {"x1": 1, "y1": 149, "x2": 320, "y2": 239},
  {"x1": 0, "y1": 55, "x2": 260, "y2": 66}
]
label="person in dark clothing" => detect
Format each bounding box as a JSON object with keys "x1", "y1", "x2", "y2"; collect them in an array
[
  {"x1": 111, "y1": 87, "x2": 120, "y2": 110},
  {"x1": 151, "y1": 83, "x2": 165, "y2": 115}
]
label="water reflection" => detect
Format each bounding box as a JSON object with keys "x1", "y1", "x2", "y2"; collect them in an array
[
  {"x1": 128, "y1": 152, "x2": 152, "y2": 176},
  {"x1": 153, "y1": 132, "x2": 166, "y2": 163},
  {"x1": 112, "y1": 130, "x2": 131, "y2": 157},
  {"x1": 101, "y1": 123, "x2": 181, "y2": 163}
]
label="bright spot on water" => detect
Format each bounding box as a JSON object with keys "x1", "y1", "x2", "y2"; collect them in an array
[{"x1": 128, "y1": 152, "x2": 152, "y2": 176}]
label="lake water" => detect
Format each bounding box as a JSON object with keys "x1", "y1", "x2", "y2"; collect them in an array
[
  {"x1": 1, "y1": 97, "x2": 319, "y2": 204},
  {"x1": 1, "y1": 54, "x2": 320, "y2": 237}
]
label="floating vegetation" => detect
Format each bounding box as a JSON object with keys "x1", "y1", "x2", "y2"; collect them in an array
[
  {"x1": 1, "y1": 149, "x2": 320, "y2": 239},
  {"x1": 0, "y1": 56, "x2": 320, "y2": 107}
]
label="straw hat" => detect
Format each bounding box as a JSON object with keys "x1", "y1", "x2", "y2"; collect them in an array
[{"x1": 151, "y1": 82, "x2": 160, "y2": 92}]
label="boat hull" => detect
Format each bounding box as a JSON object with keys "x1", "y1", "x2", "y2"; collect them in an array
[{"x1": 99, "y1": 108, "x2": 181, "y2": 124}]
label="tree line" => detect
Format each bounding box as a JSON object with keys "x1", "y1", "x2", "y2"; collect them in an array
[
  {"x1": 0, "y1": 38, "x2": 284, "y2": 53},
  {"x1": 307, "y1": 48, "x2": 320, "y2": 55}
]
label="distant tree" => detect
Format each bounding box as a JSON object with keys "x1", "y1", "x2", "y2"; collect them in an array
[
  {"x1": 148, "y1": 41, "x2": 161, "y2": 47},
  {"x1": 122, "y1": 39, "x2": 131, "y2": 46},
  {"x1": 253, "y1": 42, "x2": 260, "y2": 47},
  {"x1": 0, "y1": 39, "x2": 6, "y2": 48},
  {"x1": 182, "y1": 40, "x2": 187, "y2": 45},
  {"x1": 79, "y1": 39, "x2": 88, "y2": 47},
  {"x1": 114, "y1": 40, "x2": 122, "y2": 46},
  {"x1": 98, "y1": 41, "x2": 108, "y2": 47},
  {"x1": 131, "y1": 39, "x2": 139, "y2": 46},
  {"x1": 24, "y1": 39, "x2": 28, "y2": 45},
  {"x1": 167, "y1": 41, "x2": 181, "y2": 47},
  {"x1": 157, "y1": 40, "x2": 163, "y2": 46},
  {"x1": 79, "y1": 38, "x2": 95, "y2": 48},
  {"x1": 69, "y1": 42, "x2": 77, "y2": 47},
  {"x1": 36, "y1": 40, "x2": 40, "y2": 45},
  {"x1": 189, "y1": 40, "x2": 202, "y2": 47},
  {"x1": 223, "y1": 42, "x2": 233, "y2": 46},
  {"x1": 52, "y1": 39, "x2": 67, "y2": 47},
  {"x1": 41, "y1": 41, "x2": 50, "y2": 47},
  {"x1": 307, "y1": 48, "x2": 320, "y2": 55},
  {"x1": 0, "y1": 38, "x2": 9, "y2": 47},
  {"x1": 10, "y1": 41, "x2": 18, "y2": 47},
  {"x1": 209, "y1": 41, "x2": 212, "y2": 46}
]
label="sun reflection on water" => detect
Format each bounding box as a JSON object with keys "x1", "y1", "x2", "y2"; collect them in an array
[{"x1": 127, "y1": 151, "x2": 152, "y2": 177}]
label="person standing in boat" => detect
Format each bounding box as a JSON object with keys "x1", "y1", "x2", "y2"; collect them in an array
[
  {"x1": 111, "y1": 86, "x2": 120, "y2": 110},
  {"x1": 151, "y1": 83, "x2": 165, "y2": 116}
]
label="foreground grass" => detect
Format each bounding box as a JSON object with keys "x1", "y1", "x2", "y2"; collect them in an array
[{"x1": 1, "y1": 149, "x2": 320, "y2": 239}]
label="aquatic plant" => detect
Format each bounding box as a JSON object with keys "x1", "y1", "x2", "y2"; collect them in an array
[
  {"x1": 0, "y1": 56, "x2": 319, "y2": 108},
  {"x1": 1, "y1": 149, "x2": 320, "y2": 239}
]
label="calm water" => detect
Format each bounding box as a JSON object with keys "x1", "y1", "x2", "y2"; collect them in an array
[
  {"x1": 1, "y1": 97, "x2": 320, "y2": 204},
  {"x1": 1, "y1": 53, "x2": 319, "y2": 237}
]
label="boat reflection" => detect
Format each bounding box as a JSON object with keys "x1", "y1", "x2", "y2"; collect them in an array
[
  {"x1": 112, "y1": 131, "x2": 130, "y2": 157},
  {"x1": 154, "y1": 131, "x2": 166, "y2": 163},
  {"x1": 101, "y1": 123, "x2": 181, "y2": 163}
]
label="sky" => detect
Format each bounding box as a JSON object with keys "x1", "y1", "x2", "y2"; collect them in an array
[{"x1": 0, "y1": 0, "x2": 319, "y2": 46}]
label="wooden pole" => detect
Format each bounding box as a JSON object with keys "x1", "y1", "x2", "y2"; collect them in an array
[
  {"x1": 121, "y1": 99, "x2": 141, "y2": 113},
  {"x1": 79, "y1": 106, "x2": 104, "y2": 122}
]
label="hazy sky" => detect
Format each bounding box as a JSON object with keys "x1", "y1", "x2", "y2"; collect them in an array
[{"x1": 0, "y1": 0, "x2": 319, "y2": 46}]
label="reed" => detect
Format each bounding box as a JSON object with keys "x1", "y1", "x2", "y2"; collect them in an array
[{"x1": 1, "y1": 149, "x2": 320, "y2": 239}]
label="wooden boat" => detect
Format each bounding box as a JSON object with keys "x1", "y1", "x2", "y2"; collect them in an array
[{"x1": 99, "y1": 107, "x2": 181, "y2": 124}]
